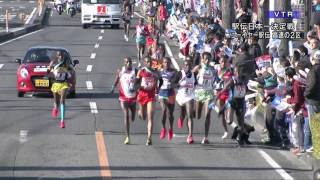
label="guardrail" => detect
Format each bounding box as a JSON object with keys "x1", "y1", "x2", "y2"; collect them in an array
[{"x1": 0, "y1": 0, "x2": 49, "y2": 43}]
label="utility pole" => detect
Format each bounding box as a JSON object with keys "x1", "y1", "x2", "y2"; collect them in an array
[
  {"x1": 221, "y1": 0, "x2": 234, "y2": 29},
  {"x1": 5, "y1": 9, "x2": 9, "y2": 33},
  {"x1": 258, "y1": 0, "x2": 269, "y2": 54}
]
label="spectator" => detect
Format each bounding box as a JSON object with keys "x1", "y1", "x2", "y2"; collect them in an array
[
  {"x1": 233, "y1": 42, "x2": 256, "y2": 82},
  {"x1": 305, "y1": 50, "x2": 320, "y2": 121},
  {"x1": 159, "y1": 1, "x2": 168, "y2": 35},
  {"x1": 248, "y1": 36, "x2": 262, "y2": 59},
  {"x1": 304, "y1": 30, "x2": 317, "y2": 55},
  {"x1": 298, "y1": 45, "x2": 311, "y2": 62}
]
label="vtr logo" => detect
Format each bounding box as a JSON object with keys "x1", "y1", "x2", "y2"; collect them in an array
[
  {"x1": 268, "y1": 11, "x2": 300, "y2": 19},
  {"x1": 97, "y1": 5, "x2": 107, "y2": 15}
]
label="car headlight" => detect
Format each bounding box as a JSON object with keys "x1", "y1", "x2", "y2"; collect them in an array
[{"x1": 20, "y1": 68, "x2": 29, "y2": 79}]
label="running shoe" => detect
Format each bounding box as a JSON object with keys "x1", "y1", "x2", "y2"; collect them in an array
[
  {"x1": 138, "y1": 62, "x2": 141, "y2": 68},
  {"x1": 124, "y1": 136, "x2": 130, "y2": 145},
  {"x1": 221, "y1": 132, "x2": 228, "y2": 139},
  {"x1": 306, "y1": 146, "x2": 314, "y2": 153},
  {"x1": 146, "y1": 137, "x2": 152, "y2": 146},
  {"x1": 51, "y1": 107, "x2": 58, "y2": 119},
  {"x1": 177, "y1": 117, "x2": 184, "y2": 129},
  {"x1": 60, "y1": 121, "x2": 65, "y2": 128},
  {"x1": 160, "y1": 128, "x2": 166, "y2": 140},
  {"x1": 168, "y1": 128, "x2": 173, "y2": 141},
  {"x1": 187, "y1": 135, "x2": 194, "y2": 144},
  {"x1": 201, "y1": 137, "x2": 209, "y2": 144}
]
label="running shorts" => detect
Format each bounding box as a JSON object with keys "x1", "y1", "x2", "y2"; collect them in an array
[{"x1": 51, "y1": 82, "x2": 69, "y2": 95}]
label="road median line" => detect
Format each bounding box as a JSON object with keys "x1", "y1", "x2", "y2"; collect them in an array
[{"x1": 95, "y1": 131, "x2": 112, "y2": 180}]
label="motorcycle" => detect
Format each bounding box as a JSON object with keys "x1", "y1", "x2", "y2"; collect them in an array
[
  {"x1": 67, "y1": 2, "x2": 76, "y2": 17},
  {"x1": 55, "y1": 0, "x2": 64, "y2": 15}
]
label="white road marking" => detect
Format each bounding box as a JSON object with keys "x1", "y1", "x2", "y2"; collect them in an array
[
  {"x1": 90, "y1": 53, "x2": 96, "y2": 59},
  {"x1": 98, "y1": 36, "x2": 103, "y2": 40},
  {"x1": 0, "y1": 1, "x2": 3, "y2": 3},
  {"x1": 258, "y1": 150, "x2": 294, "y2": 180},
  {"x1": 86, "y1": 81, "x2": 93, "y2": 90},
  {"x1": 101, "y1": 30, "x2": 104, "y2": 33},
  {"x1": 0, "y1": 64, "x2": 4, "y2": 69},
  {"x1": 0, "y1": 29, "x2": 43, "y2": 46},
  {"x1": 164, "y1": 40, "x2": 180, "y2": 71},
  {"x1": 25, "y1": 7, "x2": 37, "y2": 25},
  {"x1": 19, "y1": 7, "x2": 26, "y2": 9},
  {"x1": 173, "y1": 134, "x2": 186, "y2": 138},
  {"x1": 19, "y1": 130, "x2": 28, "y2": 143},
  {"x1": 86, "y1": 65, "x2": 93, "y2": 72},
  {"x1": 29, "y1": 1, "x2": 35, "y2": 3},
  {"x1": 89, "y1": 102, "x2": 98, "y2": 114},
  {"x1": 94, "y1": 43, "x2": 99, "y2": 48}
]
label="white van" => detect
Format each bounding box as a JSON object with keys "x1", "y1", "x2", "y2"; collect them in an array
[{"x1": 81, "y1": 0, "x2": 122, "y2": 29}]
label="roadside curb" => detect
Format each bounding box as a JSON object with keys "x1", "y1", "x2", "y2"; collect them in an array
[{"x1": 0, "y1": 6, "x2": 50, "y2": 44}]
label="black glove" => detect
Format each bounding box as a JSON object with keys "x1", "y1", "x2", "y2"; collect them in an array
[{"x1": 109, "y1": 85, "x2": 115, "y2": 94}]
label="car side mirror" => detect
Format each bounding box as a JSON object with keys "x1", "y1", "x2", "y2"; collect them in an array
[
  {"x1": 73, "y1": 59, "x2": 79, "y2": 66},
  {"x1": 15, "y1": 59, "x2": 22, "y2": 64}
]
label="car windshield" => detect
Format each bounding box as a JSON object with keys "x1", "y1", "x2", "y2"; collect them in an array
[{"x1": 23, "y1": 49, "x2": 71, "y2": 64}]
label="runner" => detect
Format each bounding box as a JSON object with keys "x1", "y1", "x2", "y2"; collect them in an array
[
  {"x1": 215, "y1": 54, "x2": 233, "y2": 139},
  {"x1": 220, "y1": 67, "x2": 247, "y2": 145},
  {"x1": 136, "y1": 57, "x2": 159, "y2": 145},
  {"x1": 192, "y1": 52, "x2": 218, "y2": 144},
  {"x1": 122, "y1": 6, "x2": 132, "y2": 42},
  {"x1": 176, "y1": 59, "x2": 196, "y2": 144},
  {"x1": 133, "y1": 18, "x2": 148, "y2": 67},
  {"x1": 158, "y1": 57, "x2": 178, "y2": 141},
  {"x1": 48, "y1": 51, "x2": 73, "y2": 128},
  {"x1": 110, "y1": 57, "x2": 137, "y2": 145}
]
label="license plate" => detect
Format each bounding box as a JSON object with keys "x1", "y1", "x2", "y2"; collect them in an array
[{"x1": 35, "y1": 79, "x2": 49, "y2": 87}]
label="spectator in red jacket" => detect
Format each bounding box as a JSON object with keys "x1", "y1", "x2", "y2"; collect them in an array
[{"x1": 159, "y1": 1, "x2": 168, "y2": 36}]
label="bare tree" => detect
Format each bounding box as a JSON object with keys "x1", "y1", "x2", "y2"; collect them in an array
[
  {"x1": 276, "y1": 0, "x2": 291, "y2": 57},
  {"x1": 221, "y1": 0, "x2": 235, "y2": 29},
  {"x1": 258, "y1": 0, "x2": 269, "y2": 54}
]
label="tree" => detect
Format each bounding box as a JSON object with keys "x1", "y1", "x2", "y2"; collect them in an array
[
  {"x1": 276, "y1": 0, "x2": 291, "y2": 57},
  {"x1": 258, "y1": 0, "x2": 269, "y2": 54},
  {"x1": 221, "y1": 0, "x2": 234, "y2": 29}
]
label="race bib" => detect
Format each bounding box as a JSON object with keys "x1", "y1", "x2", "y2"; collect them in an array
[
  {"x1": 141, "y1": 77, "x2": 155, "y2": 90},
  {"x1": 234, "y1": 84, "x2": 246, "y2": 98},
  {"x1": 161, "y1": 78, "x2": 171, "y2": 89},
  {"x1": 53, "y1": 69, "x2": 70, "y2": 81}
]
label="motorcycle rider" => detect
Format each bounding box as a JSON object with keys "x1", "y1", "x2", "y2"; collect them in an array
[
  {"x1": 54, "y1": 0, "x2": 64, "y2": 14},
  {"x1": 66, "y1": 0, "x2": 76, "y2": 15}
]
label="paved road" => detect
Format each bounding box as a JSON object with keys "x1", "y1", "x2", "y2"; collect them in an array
[{"x1": 0, "y1": 4, "x2": 314, "y2": 180}]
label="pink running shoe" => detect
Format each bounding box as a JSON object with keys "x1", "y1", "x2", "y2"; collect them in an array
[
  {"x1": 177, "y1": 117, "x2": 184, "y2": 129},
  {"x1": 160, "y1": 128, "x2": 166, "y2": 140},
  {"x1": 187, "y1": 135, "x2": 194, "y2": 144},
  {"x1": 51, "y1": 107, "x2": 58, "y2": 119},
  {"x1": 168, "y1": 128, "x2": 173, "y2": 141},
  {"x1": 60, "y1": 121, "x2": 65, "y2": 128}
]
